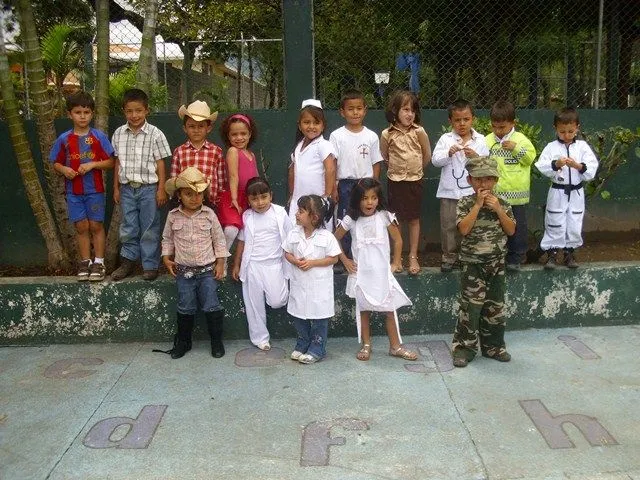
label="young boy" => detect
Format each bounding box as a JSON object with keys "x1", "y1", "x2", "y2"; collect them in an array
[
  {"x1": 171, "y1": 100, "x2": 224, "y2": 208},
  {"x1": 161, "y1": 167, "x2": 229, "y2": 359},
  {"x1": 535, "y1": 107, "x2": 599, "y2": 269},
  {"x1": 432, "y1": 99, "x2": 489, "y2": 272},
  {"x1": 329, "y1": 89, "x2": 383, "y2": 258},
  {"x1": 111, "y1": 88, "x2": 172, "y2": 281},
  {"x1": 451, "y1": 156, "x2": 516, "y2": 368},
  {"x1": 50, "y1": 91, "x2": 115, "y2": 281},
  {"x1": 486, "y1": 100, "x2": 536, "y2": 272}
]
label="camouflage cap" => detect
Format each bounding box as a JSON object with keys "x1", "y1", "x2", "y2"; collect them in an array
[{"x1": 466, "y1": 156, "x2": 499, "y2": 178}]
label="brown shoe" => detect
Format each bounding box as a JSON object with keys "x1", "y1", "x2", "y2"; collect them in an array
[
  {"x1": 77, "y1": 260, "x2": 91, "y2": 281},
  {"x1": 111, "y1": 257, "x2": 135, "y2": 281},
  {"x1": 88, "y1": 262, "x2": 106, "y2": 282},
  {"x1": 143, "y1": 269, "x2": 159, "y2": 281}
]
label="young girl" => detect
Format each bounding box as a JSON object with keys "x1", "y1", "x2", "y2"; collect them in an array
[
  {"x1": 216, "y1": 113, "x2": 259, "y2": 252},
  {"x1": 159, "y1": 167, "x2": 229, "y2": 359},
  {"x1": 380, "y1": 90, "x2": 431, "y2": 275},
  {"x1": 283, "y1": 195, "x2": 341, "y2": 364},
  {"x1": 287, "y1": 99, "x2": 336, "y2": 226},
  {"x1": 231, "y1": 177, "x2": 293, "y2": 350},
  {"x1": 335, "y1": 178, "x2": 418, "y2": 362}
]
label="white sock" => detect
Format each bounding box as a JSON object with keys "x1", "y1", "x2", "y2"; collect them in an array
[
  {"x1": 224, "y1": 226, "x2": 239, "y2": 251},
  {"x1": 93, "y1": 257, "x2": 104, "y2": 264}
]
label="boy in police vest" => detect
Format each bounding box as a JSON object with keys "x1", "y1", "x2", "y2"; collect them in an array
[{"x1": 485, "y1": 100, "x2": 536, "y2": 272}]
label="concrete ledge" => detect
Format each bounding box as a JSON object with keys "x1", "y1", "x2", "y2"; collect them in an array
[{"x1": 1, "y1": 262, "x2": 639, "y2": 345}]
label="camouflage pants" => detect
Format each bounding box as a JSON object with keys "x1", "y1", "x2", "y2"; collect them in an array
[{"x1": 452, "y1": 258, "x2": 506, "y2": 360}]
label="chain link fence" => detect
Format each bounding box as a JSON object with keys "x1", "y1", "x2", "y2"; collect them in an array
[{"x1": 314, "y1": 0, "x2": 640, "y2": 110}]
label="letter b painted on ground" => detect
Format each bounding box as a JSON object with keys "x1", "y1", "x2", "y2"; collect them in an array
[{"x1": 83, "y1": 405, "x2": 167, "y2": 449}]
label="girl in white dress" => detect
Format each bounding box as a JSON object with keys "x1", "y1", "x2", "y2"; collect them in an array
[
  {"x1": 287, "y1": 99, "x2": 336, "y2": 226},
  {"x1": 283, "y1": 195, "x2": 341, "y2": 364},
  {"x1": 232, "y1": 177, "x2": 293, "y2": 351},
  {"x1": 334, "y1": 178, "x2": 418, "y2": 362}
]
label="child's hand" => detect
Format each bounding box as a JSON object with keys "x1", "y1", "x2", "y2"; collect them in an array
[
  {"x1": 156, "y1": 188, "x2": 168, "y2": 207},
  {"x1": 566, "y1": 158, "x2": 582, "y2": 170},
  {"x1": 231, "y1": 199, "x2": 242, "y2": 215},
  {"x1": 214, "y1": 260, "x2": 225, "y2": 280},
  {"x1": 448, "y1": 144, "x2": 463, "y2": 156},
  {"x1": 77, "y1": 162, "x2": 94, "y2": 175},
  {"x1": 463, "y1": 147, "x2": 479, "y2": 158},
  {"x1": 163, "y1": 256, "x2": 176, "y2": 277},
  {"x1": 342, "y1": 258, "x2": 357, "y2": 274},
  {"x1": 113, "y1": 188, "x2": 120, "y2": 204},
  {"x1": 555, "y1": 157, "x2": 568, "y2": 168},
  {"x1": 62, "y1": 166, "x2": 78, "y2": 180},
  {"x1": 475, "y1": 189, "x2": 488, "y2": 207},
  {"x1": 298, "y1": 258, "x2": 315, "y2": 271},
  {"x1": 501, "y1": 140, "x2": 516, "y2": 151},
  {"x1": 231, "y1": 264, "x2": 241, "y2": 281},
  {"x1": 484, "y1": 193, "x2": 501, "y2": 212}
]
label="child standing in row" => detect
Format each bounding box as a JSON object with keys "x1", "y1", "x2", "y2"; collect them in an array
[
  {"x1": 288, "y1": 99, "x2": 336, "y2": 225},
  {"x1": 335, "y1": 178, "x2": 418, "y2": 362},
  {"x1": 232, "y1": 178, "x2": 293, "y2": 351},
  {"x1": 535, "y1": 107, "x2": 599, "y2": 269},
  {"x1": 485, "y1": 100, "x2": 537, "y2": 272},
  {"x1": 380, "y1": 90, "x2": 431, "y2": 275},
  {"x1": 452, "y1": 156, "x2": 516, "y2": 368},
  {"x1": 160, "y1": 167, "x2": 229, "y2": 359},
  {"x1": 284, "y1": 195, "x2": 341, "y2": 364},
  {"x1": 432, "y1": 99, "x2": 489, "y2": 273},
  {"x1": 330, "y1": 89, "x2": 383, "y2": 258},
  {"x1": 50, "y1": 91, "x2": 115, "y2": 281},
  {"x1": 216, "y1": 114, "x2": 259, "y2": 253},
  {"x1": 111, "y1": 88, "x2": 172, "y2": 281}
]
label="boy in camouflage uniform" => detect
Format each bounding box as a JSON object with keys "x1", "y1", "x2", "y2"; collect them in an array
[{"x1": 452, "y1": 156, "x2": 516, "y2": 368}]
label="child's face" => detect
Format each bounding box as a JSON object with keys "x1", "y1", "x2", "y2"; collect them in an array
[
  {"x1": 468, "y1": 175, "x2": 498, "y2": 194},
  {"x1": 340, "y1": 99, "x2": 366, "y2": 128},
  {"x1": 450, "y1": 107, "x2": 474, "y2": 137},
  {"x1": 397, "y1": 101, "x2": 415, "y2": 128},
  {"x1": 178, "y1": 188, "x2": 204, "y2": 212},
  {"x1": 490, "y1": 120, "x2": 515, "y2": 139},
  {"x1": 68, "y1": 106, "x2": 93, "y2": 131},
  {"x1": 295, "y1": 207, "x2": 316, "y2": 229},
  {"x1": 359, "y1": 188, "x2": 379, "y2": 217},
  {"x1": 555, "y1": 121, "x2": 579, "y2": 144},
  {"x1": 298, "y1": 111, "x2": 324, "y2": 141},
  {"x1": 228, "y1": 121, "x2": 251, "y2": 149},
  {"x1": 123, "y1": 100, "x2": 150, "y2": 130},
  {"x1": 247, "y1": 191, "x2": 272, "y2": 214},
  {"x1": 183, "y1": 117, "x2": 212, "y2": 145}
]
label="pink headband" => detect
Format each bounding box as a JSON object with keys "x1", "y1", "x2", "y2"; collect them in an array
[{"x1": 230, "y1": 114, "x2": 251, "y2": 126}]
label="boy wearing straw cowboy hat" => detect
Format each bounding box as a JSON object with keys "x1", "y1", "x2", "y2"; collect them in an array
[
  {"x1": 170, "y1": 100, "x2": 225, "y2": 209},
  {"x1": 158, "y1": 167, "x2": 230, "y2": 359}
]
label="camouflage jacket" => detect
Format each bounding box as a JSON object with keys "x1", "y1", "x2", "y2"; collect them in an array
[{"x1": 456, "y1": 194, "x2": 515, "y2": 263}]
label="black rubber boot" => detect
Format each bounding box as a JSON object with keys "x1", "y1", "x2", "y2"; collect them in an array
[
  {"x1": 205, "y1": 310, "x2": 225, "y2": 358},
  {"x1": 171, "y1": 313, "x2": 194, "y2": 359},
  {"x1": 563, "y1": 248, "x2": 579, "y2": 269}
]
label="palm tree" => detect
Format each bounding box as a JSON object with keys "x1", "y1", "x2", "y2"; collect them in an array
[
  {"x1": 15, "y1": 0, "x2": 78, "y2": 259},
  {"x1": 0, "y1": 21, "x2": 70, "y2": 269}
]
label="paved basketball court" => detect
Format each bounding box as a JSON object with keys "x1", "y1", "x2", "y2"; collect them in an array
[{"x1": 1, "y1": 325, "x2": 639, "y2": 479}]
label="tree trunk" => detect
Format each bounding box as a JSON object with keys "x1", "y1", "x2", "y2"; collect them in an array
[
  {"x1": 15, "y1": 0, "x2": 78, "y2": 261},
  {"x1": 0, "y1": 24, "x2": 69, "y2": 269},
  {"x1": 136, "y1": 0, "x2": 159, "y2": 94}
]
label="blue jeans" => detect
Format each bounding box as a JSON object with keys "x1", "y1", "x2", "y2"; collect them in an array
[
  {"x1": 119, "y1": 183, "x2": 161, "y2": 270},
  {"x1": 337, "y1": 179, "x2": 358, "y2": 258},
  {"x1": 293, "y1": 316, "x2": 329, "y2": 359},
  {"x1": 176, "y1": 270, "x2": 222, "y2": 315}
]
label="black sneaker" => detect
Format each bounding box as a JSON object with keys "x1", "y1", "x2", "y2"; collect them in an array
[
  {"x1": 543, "y1": 250, "x2": 558, "y2": 270},
  {"x1": 563, "y1": 250, "x2": 579, "y2": 269},
  {"x1": 88, "y1": 262, "x2": 106, "y2": 281},
  {"x1": 77, "y1": 260, "x2": 91, "y2": 281}
]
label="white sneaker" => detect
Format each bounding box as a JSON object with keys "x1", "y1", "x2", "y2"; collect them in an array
[
  {"x1": 290, "y1": 350, "x2": 303, "y2": 360},
  {"x1": 257, "y1": 342, "x2": 271, "y2": 351},
  {"x1": 298, "y1": 353, "x2": 320, "y2": 364}
]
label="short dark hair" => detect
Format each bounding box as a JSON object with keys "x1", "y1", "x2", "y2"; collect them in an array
[
  {"x1": 245, "y1": 177, "x2": 271, "y2": 197},
  {"x1": 220, "y1": 113, "x2": 257, "y2": 148},
  {"x1": 296, "y1": 194, "x2": 334, "y2": 229},
  {"x1": 348, "y1": 178, "x2": 388, "y2": 220},
  {"x1": 66, "y1": 91, "x2": 95, "y2": 112},
  {"x1": 489, "y1": 100, "x2": 516, "y2": 122},
  {"x1": 554, "y1": 107, "x2": 580, "y2": 126},
  {"x1": 448, "y1": 99, "x2": 474, "y2": 118},
  {"x1": 339, "y1": 89, "x2": 366, "y2": 109},
  {"x1": 385, "y1": 90, "x2": 421, "y2": 124},
  {"x1": 122, "y1": 88, "x2": 149, "y2": 109}
]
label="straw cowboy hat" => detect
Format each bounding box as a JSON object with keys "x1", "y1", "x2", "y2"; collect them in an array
[
  {"x1": 177, "y1": 100, "x2": 218, "y2": 122},
  {"x1": 165, "y1": 167, "x2": 210, "y2": 196}
]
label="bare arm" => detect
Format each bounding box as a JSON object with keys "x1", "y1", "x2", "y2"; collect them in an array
[
  {"x1": 113, "y1": 157, "x2": 120, "y2": 204},
  {"x1": 226, "y1": 147, "x2": 241, "y2": 213},
  {"x1": 323, "y1": 154, "x2": 336, "y2": 198},
  {"x1": 156, "y1": 159, "x2": 168, "y2": 206},
  {"x1": 231, "y1": 240, "x2": 245, "y2": 281},
  {"x1": 418, "y1": 128, "x2": 431, "y2": 168}
]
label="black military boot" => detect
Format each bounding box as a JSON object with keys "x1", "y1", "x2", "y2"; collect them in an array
[
  {"x1": 170, "y1": 313, "x2": 194, "y2": 359},
  {"x1": 544, "y1": 249, "x2": 559, "y2": 270},
  {"x1": 563, "y1": 248, "x2": 579, "y2": 269},
  {"x1": 205, "y1": 310, "x2": 225, "y2": 358}
]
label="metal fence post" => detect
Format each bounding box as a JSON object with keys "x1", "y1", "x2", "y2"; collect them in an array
[{"x1": 282, "y1": 0, "x2": 315, "y2": 107}]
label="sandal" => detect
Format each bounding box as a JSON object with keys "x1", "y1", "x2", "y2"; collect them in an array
[
  {"x1": 391, "y1": 262, "x2": 403, "y2": 273},
  {"x1": 408, "y1": 255, "x2": 420, "y2": 275},
  {"x1": 356, "y1": 343, "x2": 371, "y2": 361},
  {"x1": 388, "y1": 345, "x2": 418, "y2": 361}
]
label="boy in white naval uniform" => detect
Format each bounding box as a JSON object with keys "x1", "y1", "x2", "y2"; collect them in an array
[
  {"x1": 535, "y1": 107, "x2": 599, "y2": 269},
  {"x1": 232, "y1": 177, "x2": 293, "y2": 350}
]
